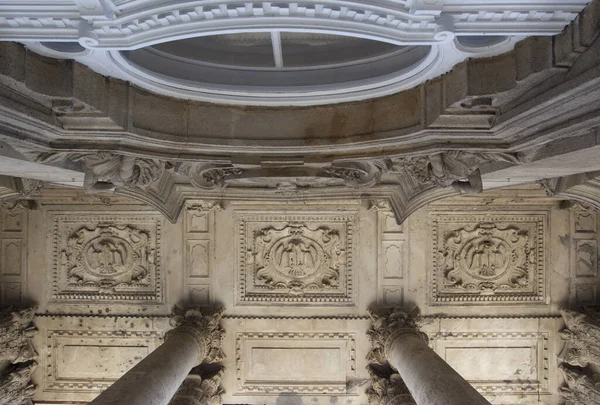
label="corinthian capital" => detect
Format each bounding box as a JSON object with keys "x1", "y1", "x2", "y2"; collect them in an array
[
  {"x1": 366, "y1": 308, "x2": 426, "y2": 365},
  {"x1": 166, "y1": 307, "x2": 225, "y2": 365},
  {"x1": 0, "y1": 306, "x2": 37, "y2": 363}
]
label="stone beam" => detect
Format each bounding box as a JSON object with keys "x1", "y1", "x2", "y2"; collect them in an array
[{"x1": 0, "y1": 142, "x2": 83, "y2": 187}]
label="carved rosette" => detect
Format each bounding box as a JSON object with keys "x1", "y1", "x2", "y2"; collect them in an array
[
  {"x1": 168, "y1": 369, "x2": 224, "y2": 405},
  {"x1": 0, "y1": 306, "x2": 37, "y2": 363},
  {"x1": 0, "y1": 362, "x2": 36, "y2": 405},
  {"x1": 61, "y1": 225, "x2": 154, "y2": 292},
  {"x1": 366, "y1": 308, "x2": 426, "y2": 365},
  {"x1": 366, "y1": 366, "x2": 416, "y2": 405},
  {"x1": 167, "y1": 307, "x2": 225, "y2": 365}
]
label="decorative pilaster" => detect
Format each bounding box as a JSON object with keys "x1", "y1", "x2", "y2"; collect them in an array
[
  {"x1": 0, "y1": 362, "x2": 36, "y2": 405},
  {"x1": 90, "y1": 307, "x2": 224, "y2": 405},
  {"x1": 168, "y1": 369, "x2": 224, "y2": 405},
  {"x1": 559, "y1": 309, "x2": 600, "y2": 404},
  {"x1": 367, "y1": 307, "x2": 490, "y2": 405}
]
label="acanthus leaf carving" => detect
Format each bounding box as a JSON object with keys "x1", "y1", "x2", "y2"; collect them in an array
[
  {"x1": 0, "y1": 306, "x2": 37, "y2": 364},
  {"x1": 441, "y1": 223, "x2": 532, "y2": 294},
  {"x1": 559, "y1": 364, "x2": 600, "y2": 405},
  {"x1": 322, "y1": 160, "x2": 387, "y2": 188},
  {"x1": 366, "y1": 365, "x2": 416, "y2": 405},
  {"x1": 559, "y1": 309, "x2": 600, "y2": 368},
  {"x1": 176, "y1": 163, "x2": 243, "y2": 190},
  {"x1": 168, "y1": 307, "x2": 225, "y2": 364},
  {"x1": 168, "y1": 369, "x2": 224, "y2": 405},
  {"x1": 366, "y1": 307, "x2": 426, "y2": 365},
  {"x1": 0, "y1": 362, "x2": 36, "y2": 405}
]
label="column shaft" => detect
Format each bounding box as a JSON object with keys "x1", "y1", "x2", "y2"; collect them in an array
[
  {"x1": 90, "y1": 331, "x2": 200, "y2": 405},
  {"x1": 388, "y1": 333, "x2": 490, "y2": 405}
]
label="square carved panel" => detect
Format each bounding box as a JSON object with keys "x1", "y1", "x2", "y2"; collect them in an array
[
  {"x1": 51, "y1": 214, "x2": 163, "y2": 302},
  {"x1": 431, "y1": 213, "x2": 546, "y2": 304},
  {"x1": 236, "y1": 212, "x2": 356, "y2": 304}
]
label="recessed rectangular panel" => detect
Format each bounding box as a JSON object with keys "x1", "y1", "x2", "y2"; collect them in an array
[
  {"x1": 58, "y1": 344, "x2": 149, "y2": 379},
  {"x1": 445, "y1": 347, "x2": 536, "y2": 381},
  {"x1": 249, "y1": 347, "x2": 342, "y2": 381}
]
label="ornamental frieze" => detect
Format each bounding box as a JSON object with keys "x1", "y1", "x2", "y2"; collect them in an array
[
  {"x1": 52, "y1": 214, "x2": 163, "y2": 302},
  {"x1": 431, "y1": 213, "x2": 545, "y2": 304}
]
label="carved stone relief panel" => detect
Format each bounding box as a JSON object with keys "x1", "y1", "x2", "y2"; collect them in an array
[
  {"x1": 570, "y1": 207, "x2": 600, "y2": 307},
  {"x1": 0, "y1": 208, "x2": 27, "y2": 305},
  {"x1": 430, "y1": 212, "x2": 546, "y2": 304},
  {"x1": 33, "y1": 315, "x2": 169, "y2": 402},
  {"x1": 51, "y1": 213, "x2": 163, "y2": 302},
  {"x1": 236, "y1": 212, "x2": 356, "y2": 305}
]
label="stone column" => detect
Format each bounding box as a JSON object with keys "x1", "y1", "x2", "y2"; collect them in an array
[
  {"x1": 90, "y1": 307, "x2": 224, "y2": 405},
  {"x1": 367, "y1": 308, "x2": 490, "y2": 405},
  {"x1": 168, "y1": 368, "x2": 224, "y2": 405}
]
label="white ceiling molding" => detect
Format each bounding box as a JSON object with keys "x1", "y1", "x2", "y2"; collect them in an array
[{"x1": 1, "y1": 0, "x2": 589, "y2": 106}]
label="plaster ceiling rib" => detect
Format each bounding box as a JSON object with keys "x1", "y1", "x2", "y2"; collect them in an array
[{"x1": 270, "y1": 31, "x2": 284, "y2": 70}]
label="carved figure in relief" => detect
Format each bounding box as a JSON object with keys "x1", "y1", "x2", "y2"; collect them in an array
[
  {"x1": 0, "y1": 306, "x2": 37, "y2": 363},
  {"x1": 392, "y1": 151, "x2": 529, "y2": 193},
  {"x1": 0, "y1": 362, "x2": 36, "y2": 405},
  {"x1": 441, "y1": 223, "x2": 531, "y2": 294},
  {"x1": 252, "y1": 224, "x2": 343, "y2": 294}
]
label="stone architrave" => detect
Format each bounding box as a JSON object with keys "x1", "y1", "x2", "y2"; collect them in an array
[
  {"x1": 0, "y1": 306, "x2": 37, "y2": 363},
  {"x1": 391, "y1": 152, "x2": 529, "y2": 194},
  {"x1": 0, "y1": 362, "x2": 36, "y2": 405},
  {"x1": 559, "y1": 364, "x2": 600, "y2": 405},
  {"x1": 559, "y1": 309, "x2": 600, "y2": 368},
  {"x1": 366, "y1": 366, "x2": 416, "y2": 405},
  {"x1": 90, "y1": 307, "x2": 225, "y2": 405},
  {"x1": 168, "y1": 369, "x2": 224, "y2": 405},
  {"x1": 367, "y1": 307, "x2": 491, "y2": 405}
]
